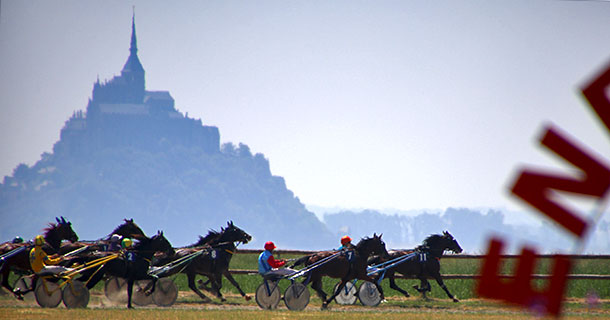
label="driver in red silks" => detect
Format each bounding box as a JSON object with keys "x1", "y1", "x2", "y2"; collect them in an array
[{"x1": 258, "y1": 241, "x2": 294, "y2": 279}]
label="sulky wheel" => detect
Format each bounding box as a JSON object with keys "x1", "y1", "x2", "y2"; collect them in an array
[
  {"x1": 34, "y1": 278, "x2": 62, "y2": 308},
  {"x1": 358, "y1": 281, "x2": 382, "y2": 307},
  {"x1": 283, "y1": 282, "x2": 310, "y2": 311},
  {"x1": 62, "y1": 280, "x2": 90, "y2": 308},
  {"x1": 132, "y1": 279, "x2": 154, "y2": 306},
  {"x1": 255, "y1": 281, "x2": 280, "y2": 310},
  {"x1": 13, "y1": 276, "x2": 35, "y2": 301},
  {"x1": 334, "y1": 281, "x2": 357, "y2": 305},
  {"x1": 104, "y1": 276, "x2": 128, "y2": 303},
  {"x1": 152, "y1": 278, "x2": 178, "y2": 307}
]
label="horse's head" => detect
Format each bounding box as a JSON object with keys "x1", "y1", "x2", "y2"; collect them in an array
[
  {"x1": 110, "y1": 218, "x2": 146, "y2": 239},
  {"x1": 150, "y1": 231, "x2": 175, "y2": 256},
  {"x1": 220, "y1": 221, "x2": 252, "y2": 244},
  {"x1": 54, "y1": 216, "x2": 79, "y2": 243},
  {"x1": 356, "y1": 233, "x2": 389, "y2": 258},
  {"x1": 442, "y1": 231, "x2": 462, "y2": 254}
]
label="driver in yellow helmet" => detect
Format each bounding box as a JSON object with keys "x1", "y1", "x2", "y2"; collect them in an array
[
  {"x1": 29, "y1": 235, "x2": 71, "y2": 275},
  {"x1": 121, "y1": 238, "x2": 133, "y2": 250}
]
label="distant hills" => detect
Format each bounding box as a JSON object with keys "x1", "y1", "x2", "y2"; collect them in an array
[{"x1": 319, "y1": 207, "x2": 610, "y2": 254}]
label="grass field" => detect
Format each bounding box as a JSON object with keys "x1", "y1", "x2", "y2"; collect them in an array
[{"x1": 0, "y1": 252, "x2": 608, "y2": 319}]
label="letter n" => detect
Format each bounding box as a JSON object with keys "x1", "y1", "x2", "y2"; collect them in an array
[{"x1": 510, "y1": 126, "x2": 610, "y2": 238}]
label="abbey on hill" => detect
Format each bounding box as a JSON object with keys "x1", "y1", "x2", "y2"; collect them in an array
[
  {"x1": 0, "y1": 16, "x2": 334, "y2": 249},
  {"x1": 55, "y1": 15, "x2": 219, "y2": 157}
]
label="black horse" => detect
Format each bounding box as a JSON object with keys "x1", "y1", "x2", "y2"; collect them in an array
[
  {"x1": 370, "y1": 231, "x2": 462, "y2": 302},
  {"x1": 156, "y1": 221, "x2": 252, "y2": 303},
  {"x1": 83, "y1": 231, "x2": 174, "y2": 308},
  {"x1": 58, "y1": 218, "x2": 147, "y2": 255},
  {"x1": 0, "y1": 217, "x2": 78, "y2": 298},
  {"x1": 291, "y1": 233, "x2": 389, "y2": 309}
]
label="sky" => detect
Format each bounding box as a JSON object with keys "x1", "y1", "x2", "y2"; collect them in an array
[{"x1": 1, "y1": 1, "x2": 610, "y2": 229}]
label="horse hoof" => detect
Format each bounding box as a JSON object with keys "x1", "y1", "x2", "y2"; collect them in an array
[
  {"x1": 244, "y1": 295, "x2": 252, "y2": 301},
  {"x1": 381, "y1": 299, "x2": 388, "y2": 304},
  {"x1": 321, "y1": 303, "x2": 328, "y2": 310},
  {"x1": 453, "y1": 298, "x2": 459, "y2": 303}
]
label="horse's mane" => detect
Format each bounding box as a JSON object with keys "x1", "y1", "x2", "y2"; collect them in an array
[
  {"x1": 422, "y1": 234, "x2": 444, "y2": 247},
  {"x1": 191, "y1": 229, "x2": 220, "y2": 247},
  {"x1": 43, "y1": 223, "x2": 59, "y2": 234},
  {"x1": 110, "y1": 219, "x2": 144, "y2": 236},
  {"x1": 355, "y1": 235, "x2": 381, "y2": 250}
]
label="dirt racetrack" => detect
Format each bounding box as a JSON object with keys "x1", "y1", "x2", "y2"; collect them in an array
[{"x1": 1, "y1": 288, "x2": 608, "y2": 320}]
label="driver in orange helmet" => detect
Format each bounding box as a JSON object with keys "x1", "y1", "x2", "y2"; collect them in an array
[{"x1": 338, "y1": 235, "x2": 354, "y2": 251}]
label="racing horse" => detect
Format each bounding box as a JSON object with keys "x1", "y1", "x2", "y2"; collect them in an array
[
  {"x1": 57, "y1": 218, "x2": 147, "y2": 255},
  {"x1": 370, "y1": 231, "x2": 462, "y2": 302},
  {"x1": 0, "y1": 217, "x2": 78, "y2": 298},
  {"x1": 82, "y1": 230, "x2": 174, "y2": 308},
  {"x1": 156, "y1": 221, "x2": 252, "y2": 303},
  {"x1": 291, "y1": 233, "x2": 389, "y2": 309}
]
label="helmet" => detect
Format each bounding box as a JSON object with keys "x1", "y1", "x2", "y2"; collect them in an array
[
  {"x1": 12, "y1": 236, "x2": 23, "y2": 244},
  {"x1": 341, "y1": 235, "x2": 352, "y2": 245},
  {"x1": 34, "y1": 235, "x2": 45, "y2": 246},
  {"x1": 121, "y1": 238, "x2": 133, "y2": 249},
  {"x1": 110, "y1": 234, "x2": 121, "y2": 243},
  {"x1": 264, "y1": 241, "x2": 276, "y2": 251}
]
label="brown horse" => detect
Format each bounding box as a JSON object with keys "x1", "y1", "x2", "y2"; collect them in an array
[
  {"x1": 0, "y1": 217, "x2": 78, "y2": 298},
  {"x1": 291, "y1": 233, "x2": 389, "y2": 309},
  {"x1": 369, "y1": 231, "x2": 463, "y2": 302}
]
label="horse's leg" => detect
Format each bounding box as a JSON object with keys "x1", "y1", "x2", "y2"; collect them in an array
[
  {"x1": 388, "y1": 274, "x2": 410, "y2": 297},
  {"x1": 186, "y1": 272, "x2": 211, "y2": 303},
  {"x1": 322, "y1": 279, "x2": 348, "y2": 309},
  {"x1": 0, "y1": 266, "x2": 17, "y2": 298},
  {"x1": 222, "y1": 269, "x2": 251, "y2": 301},
  {"x1": 127, "y1": 278, "x2": 134, "y2": 309},
  {"x1": 414, "y1": 275, "x2": 431, "y2": 300},
  {"x1": 309, "y1": 276, "x2": 327, "y2": 303},
  {"x1": 145, "y1": 277, "x2": 158, "y2": 296},
  {"x1": 209, "y1": 273, "x2": 225, "y2": 302},
  {"x1": 432, "y1": 271, "x2": 459, "y2": 302}
]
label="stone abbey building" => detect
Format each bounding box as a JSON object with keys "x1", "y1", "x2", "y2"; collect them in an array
[{"x1": 54, "y1": 15, "x2": 219, "y2": 156}]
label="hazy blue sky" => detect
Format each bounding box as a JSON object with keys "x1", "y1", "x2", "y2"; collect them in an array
[{"x1": 2, "y1": 1, "x2": 610, "y2": 226}]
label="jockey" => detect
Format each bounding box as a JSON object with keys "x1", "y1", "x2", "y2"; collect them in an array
[
  {"x1": 258, "y1": 241, "x2": 293, "y2": 279},
  {"x1": 29, "y1": 235, "x2": 71, "y2": 275},
  {"x1": 338, "y1": 235, "x2": 354, "y2": 251},
  {"x1": 107, "y1": 234, "x2": 122, "y2": 251}
]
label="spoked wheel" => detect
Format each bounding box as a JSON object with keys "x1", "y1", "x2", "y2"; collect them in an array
[
  {"x1": 104, "y1": 276, "x2": 128, "y2": 303},
  {"x1": 358, "y1": 281, "x2": 382, "y2": 307},
  {"x1": 152, "y1": 278, "x2": 178, "y2": 307},
  {"x1": 62, "y1": 280, "x2": 90, "y2": 308},
  {"x1": 334, "y1": 281, "x2": 357, "y2": 305},
  {"x1": 34, "y1": 278, "x2": 62, "y2": 308},
  {"x1": 255, "y1": 281, "x2": 280, "y2": 310},
  {"x1": 284, "y1": 282, "x2": 310, "y2": 311},
  {"x1": 13, "y1": 276, "x2": 35, "y2": 301},
  {"x1": 132, "y1": 280, "x2": 154, "y2": 306}
]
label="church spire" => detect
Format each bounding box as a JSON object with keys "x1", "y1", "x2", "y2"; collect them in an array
[
  {"x1": 129, "y1": 9, "x2": 138, "y2": 56},
  {"x1": 121, "y1": 9, "x2": 144, "y2": 79}
]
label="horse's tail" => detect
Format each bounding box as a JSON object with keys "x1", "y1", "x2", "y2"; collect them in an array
[{"x1": 289, "y1": 255, "x2": 311, "y2": 268}]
